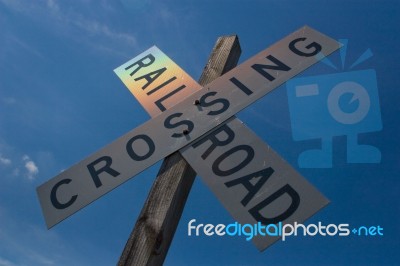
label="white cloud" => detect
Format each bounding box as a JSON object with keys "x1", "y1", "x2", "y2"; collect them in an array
[
  {"x1": 0, "y1": 137, "x2": 53, "y2": 181},
  {"x1": 22, "y1": 155, "x2": 39, "y2": 180},
  {"x1": 0, "y1": 0, "x2": 137, "y2": 56},
  {"x1": 25, "y1": 161, "x2": 39, "y2": 179},
  {"x1": 0, "y1": 141, "x2": 41, "y2": 180},
  {"x1": 0, "y1": 257, "x2": 17, "y2": 266},
  {"x1": 21, "y1": 155, "x2": 39, "y2": 180},
  {"x1": 0, "y1": 155, "x2": 11, "y2": 166}
]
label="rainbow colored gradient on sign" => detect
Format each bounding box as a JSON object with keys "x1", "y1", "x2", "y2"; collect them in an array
[{"x1": 114, "y1": 46, "x2": 201, "y2": 117}]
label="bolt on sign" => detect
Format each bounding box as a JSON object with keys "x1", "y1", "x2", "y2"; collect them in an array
[{"x1": 37, "y1": 26, "x2": 340, "y2": 250}]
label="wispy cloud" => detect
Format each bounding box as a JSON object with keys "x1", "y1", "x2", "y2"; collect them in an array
[
  {"x1": 22, "y1": 155, "x2": 39, "y2": 180},
  {"x1": 0, "y1": 256, "x2": 17, "y2": 266},
  {"x1": 12, "y1": 168, "x2": 19, "y2": 177},
  {"x1": 0, "y1": 155, "x2": 11, "y2": 166},
  {"x1": 0, "y1": 206, "x2": 76, "y2": 266},
  {"x1": 0, "y1": 148, "x2": 39, "y2": 180},
  {"x1": 8, "y1": 35, "x2": 44, "y2": 59},
  {"x1": 0, "y1": 204, "x2": 96, "y2": 266},
  {"x1": 72, "y1": 17, "x2": 137, "y2": 47},
  {"x1": 1, "y1": 97, "x2": 17, "y2": 105},
  {"x1": 0, "y1": 0, "x2": 137, "y2": 56}
]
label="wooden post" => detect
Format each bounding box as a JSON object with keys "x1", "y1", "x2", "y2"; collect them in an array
[{"x1": 118, "y1": 35, "x2": 241, "y2": 266}]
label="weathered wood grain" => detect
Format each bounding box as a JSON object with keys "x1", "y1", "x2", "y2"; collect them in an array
[{"x1": 118, "y1": 35, "x2": 241, "y2": 266}]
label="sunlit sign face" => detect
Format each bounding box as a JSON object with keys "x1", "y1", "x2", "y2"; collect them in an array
[{"x1": 114, "y1": 47, "x2": 201, "y2": 117}]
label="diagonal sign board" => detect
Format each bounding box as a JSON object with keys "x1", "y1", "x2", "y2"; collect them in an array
[
  {"x1": 114, "y1": 36, "x2": 330, "y2": 250},
  {"x1": 183, "y1": 119, "x2": 328, "y2": 250},
  {"x1": 37, "y1": 26, "x2": 340, "y2": 230}
]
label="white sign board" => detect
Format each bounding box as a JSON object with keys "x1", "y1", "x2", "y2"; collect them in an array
[
  {"x1": 37, "y1": 26, "x2": 340, "y2": 229},
  {"x1": 115, "y1": 41, "x2": 330, "y2": 251},
  {"x1": 182, "y1": 118, "x2": 329, "y2": 250}
]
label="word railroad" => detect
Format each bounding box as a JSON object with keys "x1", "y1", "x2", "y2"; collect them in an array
[{"x1": 37, "y1": 26, "x2": 340, "y2": 251}]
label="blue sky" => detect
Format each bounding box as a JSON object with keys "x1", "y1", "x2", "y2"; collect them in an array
[{"x1": 0, "y1": 0, "x2": 399, "y2": 265}]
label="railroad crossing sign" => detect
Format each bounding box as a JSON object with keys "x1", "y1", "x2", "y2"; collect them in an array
[{"x1": 37, "y1": 26, "x2": 340, "y2": 251}]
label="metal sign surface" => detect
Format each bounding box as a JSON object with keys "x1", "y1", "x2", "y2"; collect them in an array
[
  {"x1": 114, "y1": 46, "x2": 202, "y2": 117},
  {"x1": 37, "y1": 26, "x2": 340, "y2": 229},
  {"x1": 181, "y1": 118, "x2": 329, "y2": 250},
  {"x1": 115, "y1": 43, "x2": 329, "y2": 251}
]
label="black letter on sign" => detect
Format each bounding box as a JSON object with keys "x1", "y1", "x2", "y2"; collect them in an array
[
  {"x1": 134, "y1": 67, "x2": 167, "y2": 90},
  {"x1": 248, "y1": 184, "x2": 300, "y2": 225},
  {"x1": 212, "y1": 145, "x2": 254, "y2": 176},
  {"x1": 126, "y1": 134, "x2": 155, "y2": 161},
  {"x1": 164, "y1": 112, "x2": 194, "y2": 138},
  {"x1": 87, "y1": 156, "x2": 121, "y2": 188},
  {"x1": 225, "y1": 167, "x2": 274, "y2": 207},
  {"x1": 147, "y1": 77, "x2": 177, "y2": 96},
  {"x1": 252, "y1": 55, "x2": 291, "y2": 82},
  {"x1": 155, "y1": 85, "x2": 186, "y2": 112},
  {"x1": 230, "y1": 77, "x2": 254, "y2": 96},
  {"x1": 192, "y1": 124, "x2": 235, "y2": 160},
  {"x1": 199, "y1": 91, "x2": 230, "y2": 116},
  {"x1": 50, "y1": 179, "x2": 78, "y2": 209},
  {"x1": 125, "y1": 54, "x2": 155, "y2": 77},
  {"x1": 289, "y1": 37, "x2": 322, "y2": 57}
]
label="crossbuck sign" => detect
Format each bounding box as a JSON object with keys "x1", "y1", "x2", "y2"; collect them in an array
[{"x1": 37, "y1": 26, "x2": 340, "y2": 251}]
